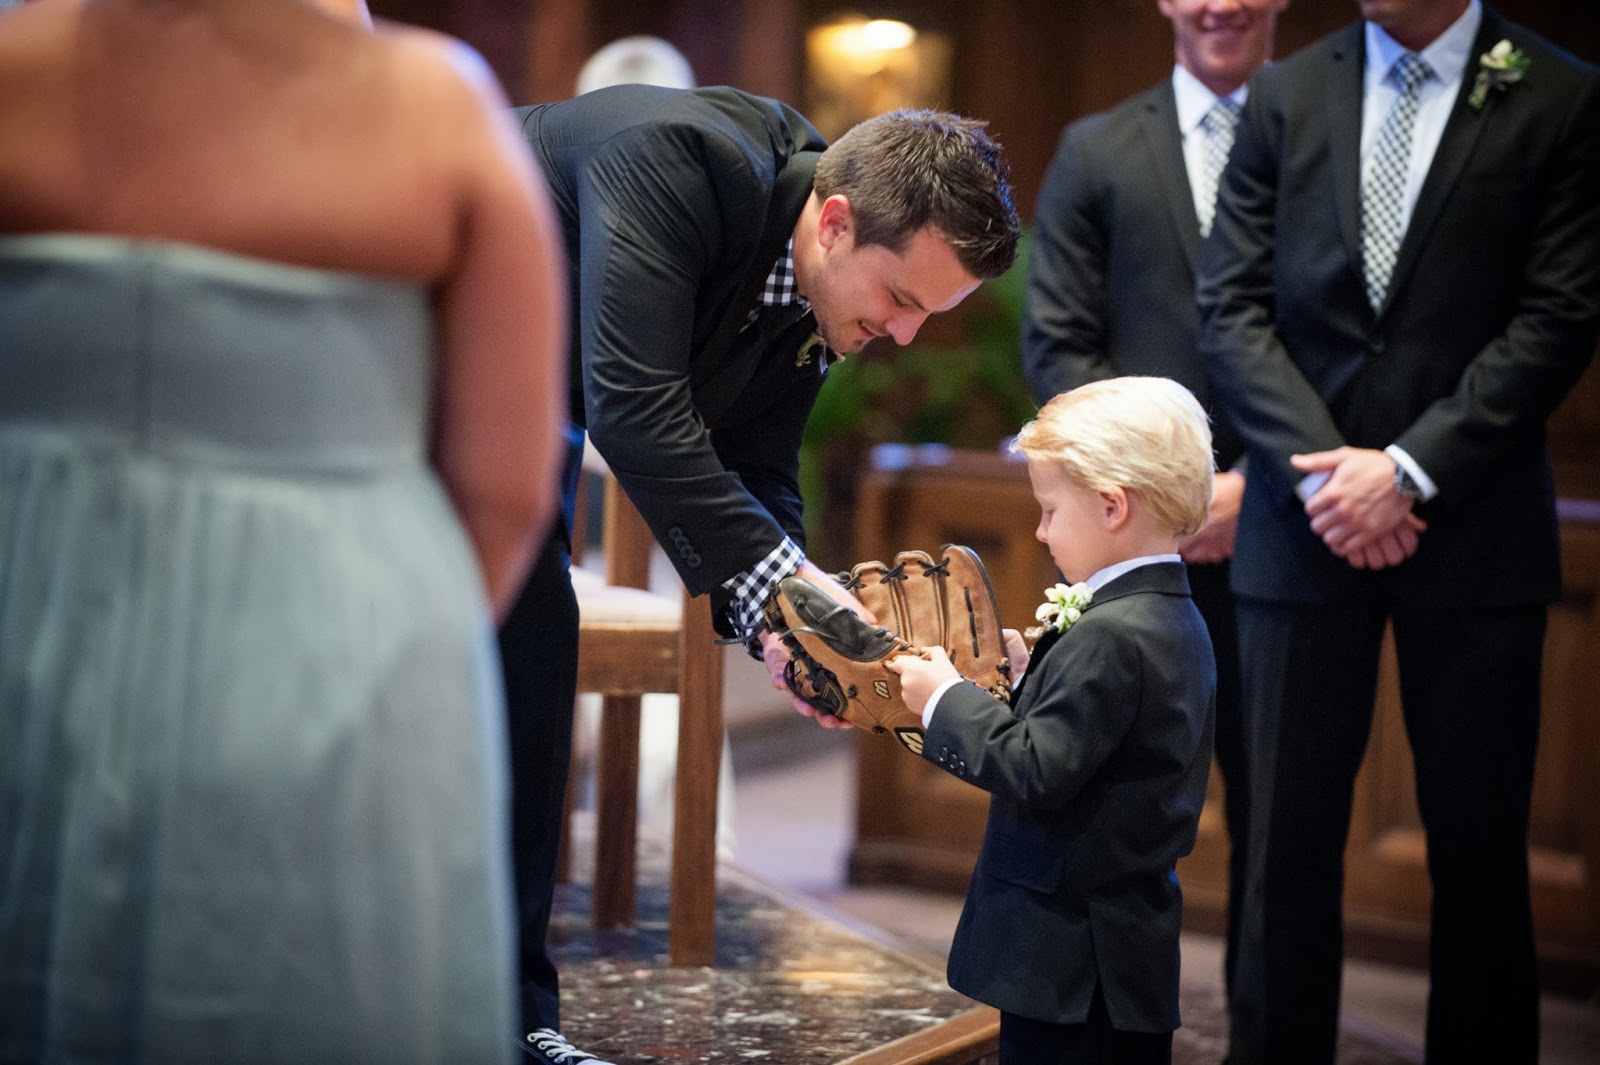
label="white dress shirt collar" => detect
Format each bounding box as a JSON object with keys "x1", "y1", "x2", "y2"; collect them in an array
[
  {"x1": 1084, "y1": 553, "x2": 1183, "y2": 594},
  {"x1": 1364, "y1": 0, "x2": 1481, "y2": 91},
  {"x1": 1172, "y1": 63, "x2": 1247, "y2": 138}
]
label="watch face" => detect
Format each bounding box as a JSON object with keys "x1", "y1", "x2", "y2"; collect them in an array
[{"x1": 1394, "y1": 466, "x2": 1422, "y2": 499}]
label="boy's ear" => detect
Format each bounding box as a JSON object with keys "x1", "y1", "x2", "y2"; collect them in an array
[{"x1": 1100, "y1": 486, "x2": 1131, "y2": 531}]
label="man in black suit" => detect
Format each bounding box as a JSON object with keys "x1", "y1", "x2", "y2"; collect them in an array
[
  {"x1": 1197, "y1": 1, "x2": 1600, "y2": 1061},
  {"x1": 499, "y1": 86, "x2": 1019, "y2": 1064},
  {"x1": 1022, "y1": 0, "x2": 1287, "y2": 1026}
]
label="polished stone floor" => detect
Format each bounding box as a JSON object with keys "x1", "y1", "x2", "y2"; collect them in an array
[
  {"x1": 558, "y1": 674, "x2": 1600, "y2": 1065},
  {"x1": 550, "y1": 832, "x2": 990, "y2": 1064}
]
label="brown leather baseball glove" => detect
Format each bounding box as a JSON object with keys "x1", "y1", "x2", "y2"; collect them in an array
[{"x1": 763, "y1": 545, "x2": 1012, "y2": 753}]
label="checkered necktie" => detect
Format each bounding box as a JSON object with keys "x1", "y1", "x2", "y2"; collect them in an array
[
  {"x1": 1361, "y1": 53, "x2": 1433, "y2": 311},
  {"x1": 1196, "y1": 98, "x2": 1242, "y2": 238}
]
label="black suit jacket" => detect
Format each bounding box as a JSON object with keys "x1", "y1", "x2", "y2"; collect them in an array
[
  {"x1": 925, "y1": 563, "x2": 1215, "y2": 1031},
  {"x1": 1197, "y1": 11, "x2": 1600, "y2": 608},
  {"x1": 1024, "y1": 79, "x2": 1244, "y2": 471},
  {"x1": 514, "y1": 86, "x2": 830, "y2": 619}
]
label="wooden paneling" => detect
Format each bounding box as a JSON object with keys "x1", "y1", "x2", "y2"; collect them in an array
[{"x1": 851, "y1": 447, "x2": 1600, "y2": 991}]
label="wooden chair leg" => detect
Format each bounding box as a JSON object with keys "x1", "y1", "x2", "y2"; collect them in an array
[
  {"x1": 592, "y1": 693, "x2": 641, "y2": 928},
  {"x1": 670, "y1": 593, "x2": 724, "y2": 966}
]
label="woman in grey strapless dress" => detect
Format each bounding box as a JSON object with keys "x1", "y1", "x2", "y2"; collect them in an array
[
  {"x1": 0, "y1": 2, "x2": 568, "y2": 1063},
  {"x1": 0, "y1": 235, "x2": 506, "y2": 1060}
]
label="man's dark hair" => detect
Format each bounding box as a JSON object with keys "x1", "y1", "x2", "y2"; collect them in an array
[{"x1": 814, "y1": 109, "x2": 1020, "y2": 280}]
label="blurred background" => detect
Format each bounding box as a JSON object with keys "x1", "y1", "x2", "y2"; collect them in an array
[
  {"x1": 367, "y1": 0, "x2": 1600, "y2": 566},
  {"x1": 374, "y1": 0, "x2": 1600, "y2": 1009}
]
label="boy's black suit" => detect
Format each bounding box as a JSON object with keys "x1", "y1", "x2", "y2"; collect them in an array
[
  {"x1": 1022, "y1": 76, "x2": 1250, "y2": 1003},
  {"x1": 1197, "y1": 9, "x2": 1600, "y2": 1062},
  {"x1": 925, "y1": 562, "x2": 1215, "y2": 1033}
]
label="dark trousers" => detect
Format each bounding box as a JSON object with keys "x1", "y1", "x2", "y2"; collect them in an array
[
  {"x1": 999, "y1": 988, "x2": 1171, "y2": 1065},
  {"x1": 1228, "y1": 585, "x2": 1544, "y2": 1065},
  {"x1": 1186, "y1": 560, "x2": 1247, "y2": 1002},
  {"x1": 498, "y1": 426, "x2": 586, "y2": 1033}
]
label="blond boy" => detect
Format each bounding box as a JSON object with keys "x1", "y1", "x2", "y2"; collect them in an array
[{"x1": 889, "y1": 377, "x2": 1218, "y2": 1065}]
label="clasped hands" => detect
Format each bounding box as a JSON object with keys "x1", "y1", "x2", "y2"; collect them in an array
[
  {"x1": 758, "y1": 557, "x2": 1032, "y2": 726},
  {"x1": 1291, "y1": 446, "x2": 1427, "y2": 569},
  {"x1": 758, "y1": 558, "x2": 864, "y2": 728}
]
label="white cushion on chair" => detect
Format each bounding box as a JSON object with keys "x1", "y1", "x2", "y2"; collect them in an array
[{"x1": 571, "y1": 567, "x2": 681, "y2": 625}]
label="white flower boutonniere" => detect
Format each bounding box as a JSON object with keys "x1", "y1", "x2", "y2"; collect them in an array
[
  {"x1": 1026, "y1": 582, "x2": 1093, "y2": 641},
  {"x1": 1469, "y1": 39, "x2": 1530, "y2": 111}
]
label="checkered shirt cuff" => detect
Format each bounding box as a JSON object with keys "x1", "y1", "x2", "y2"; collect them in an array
[{"x1": 723, "y1": 537, "x2": 805, "y2": 651}]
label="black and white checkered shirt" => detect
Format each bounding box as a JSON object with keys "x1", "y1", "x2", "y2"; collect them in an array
[
  {"x1": 722, "y1": 538, "x2": 805, "y2": 649},
  {"x1": 744, "y1": 238, "x2": 810, "y2": 325},
  {"x1": 723, "y1": 241, "x2": 823, "y2": 647}
]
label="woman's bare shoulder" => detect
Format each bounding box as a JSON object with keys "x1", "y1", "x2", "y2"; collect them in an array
[{"x1": 369, "y1": 19, "x2": 512, "y2": 119}]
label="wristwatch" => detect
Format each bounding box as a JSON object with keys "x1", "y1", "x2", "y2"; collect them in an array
[{"x1": 1393, "y1": 461, "x2": 1424, "y2": 501}]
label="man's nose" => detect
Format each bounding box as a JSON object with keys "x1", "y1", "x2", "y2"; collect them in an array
[{"x1": 888, "y1": 309, "x2": 930, "y2": 346}]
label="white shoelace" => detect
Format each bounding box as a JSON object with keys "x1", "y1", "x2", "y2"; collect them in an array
[{"x1": 526, "y1": 1028, "x2": 603, "y2": 1064}]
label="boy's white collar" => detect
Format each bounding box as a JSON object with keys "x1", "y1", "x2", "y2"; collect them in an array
[{"x1": 1084, "y1": 554, "x2": 1182, "y2": 593}]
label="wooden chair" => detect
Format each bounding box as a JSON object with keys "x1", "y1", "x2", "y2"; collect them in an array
[{"x1": 565, "y1": 457, "x2": 725, "y2": 966}]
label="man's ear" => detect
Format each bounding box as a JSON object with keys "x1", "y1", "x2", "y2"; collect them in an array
[
  {"x1": 816, "y1": 194, "x2": 854, "y2": 250},
  {"x1": 1101, "y1": 486, "x2": 1131, "y2": 531}
]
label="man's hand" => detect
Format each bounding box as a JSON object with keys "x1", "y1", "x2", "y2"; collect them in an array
[
  {"x1": 1179, "y1": 469, "x2": 1244, "y2": 563},
  {"x1": 793, "y1": 558, "x2": 876, "y2": 624},
  {"x1": 758, "y1": 559, "x2": 874, "y2": 726},
  {"x1": 1292, "y1": 447, "x2": 1427, "y2": 566},
  {"x1": 1343, "y1": 520, "x2": 1425, "y2": 570},
  {"x1": 759, "y1": 628, "x2": 853, "y2": 727},
  {"x1": 884, "y1": 646, "x2": 959, "y2": 719}
]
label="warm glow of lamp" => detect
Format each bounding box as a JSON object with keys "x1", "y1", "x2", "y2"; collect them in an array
[
  {"x1": 860, "y1": 19, "x2": 917, "y2": 52},
  {"x1": 804, "y1": 13, "x2": 951, "y2": 140},
  {"x1": 813, "y1": 17, "x2": 917, "y2": 75}
]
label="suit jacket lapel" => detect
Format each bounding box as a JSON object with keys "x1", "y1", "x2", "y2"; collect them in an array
[
  {"x1": 693, "y1": 305, "x2": 814, "y2": 426},
  {"x1": 696, "y1": 149, "x2": 822, "y2": 393},
  {"x1": 1013, "y1": 563, "x2": 1192, "y2": 706},
  {"x1": 1328, "y1": 26, "x2": 1367, "y2": 294},
  {"x1": 1140, "y1": 82, "x2": 1202, "y2": 271},
  {"x1": 1380, "y1": 12, "x2": 1502, "y2": 318},
  {"x1": 1013, "y1": 628, "x2": 1061, "y2": 705}
]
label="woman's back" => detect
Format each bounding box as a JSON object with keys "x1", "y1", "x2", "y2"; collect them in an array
[
  {"x1": 0, "y1": 0, "x2": 567, "y2": 610},
  {"x1": 0, "y1": 230, "x2": 516, "y2": 1065},
  {"x1": 2, "y1": 0, "x2": 481, "y2": 278},
  {"x1": 0, "y1": 4, "x2": 566, "y2": 1061}
]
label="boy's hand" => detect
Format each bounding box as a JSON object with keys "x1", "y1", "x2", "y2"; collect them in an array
[
  {"x1": 1002, "y1": 628, "x2": 1029, "y2": 683},
  {"x1": 885, "y1": 646, "x2": 960, "y2": 718}
]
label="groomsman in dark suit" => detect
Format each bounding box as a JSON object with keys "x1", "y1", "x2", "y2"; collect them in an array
[
  {"x1": 1197, "y1": 1, "x2": 1600, "y2": 1062},
  {"x1": 499, "y1": 87, "x2": 1020, "y2": 1064},
  {"x1": 1023, "y1": 0, "x2": 1288, "y2": 1029}
]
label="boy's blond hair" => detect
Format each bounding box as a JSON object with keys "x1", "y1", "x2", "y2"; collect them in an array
[{"x1": 1013, "y1": 377, "x2": 1214, "y2": 537}]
